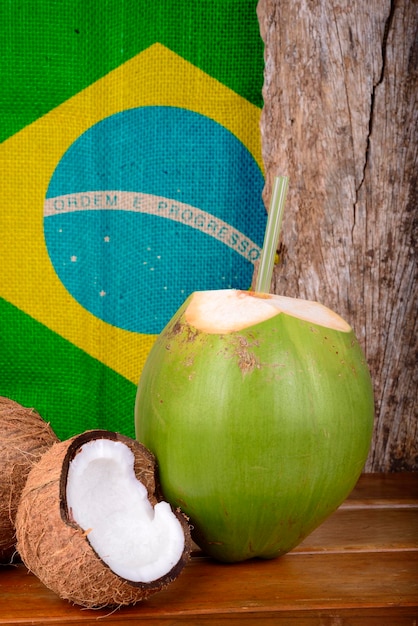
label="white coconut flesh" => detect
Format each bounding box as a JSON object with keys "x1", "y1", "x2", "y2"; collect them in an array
[
  {"x1": 65, "y1": 439, "x2": 185, "y2": 584},
  {"x1": 185, "y1": 289, "x2": 351, "y2": 334}
]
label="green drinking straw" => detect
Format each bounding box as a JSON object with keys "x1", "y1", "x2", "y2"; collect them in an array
[{"x1": 255, "y1": 175, "x2": 289, "y2": 293}]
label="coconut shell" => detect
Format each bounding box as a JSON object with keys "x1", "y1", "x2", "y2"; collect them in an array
[
  {"x1": 0, "y1": 397, "x2": 59, "y2": 563},
  {"x1": 15, "y1": 430, "x2": 192, "y2": 608}
]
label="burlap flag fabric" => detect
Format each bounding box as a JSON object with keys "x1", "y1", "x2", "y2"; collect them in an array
[{"x1": 0, "y1": 1, "x2": 265, "y2": 440}]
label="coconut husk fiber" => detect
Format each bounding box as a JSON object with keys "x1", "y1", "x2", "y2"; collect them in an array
[
  {"x1": 15, "y1": 429, "x2": 191, "y2": 608},
  {"x1": 0, "y1": 397, "x2": 59, "y2": 563}
]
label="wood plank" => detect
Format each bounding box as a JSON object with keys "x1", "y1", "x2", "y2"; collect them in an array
[
  {"x1": 345, "y1": 472, "x2": 418, "y2": 507},
  {"x1": 0, "y1": 473, "x2": 416, "y2": 625},
  {"x1": 296, "y1": 508, "x2": 418, "y2": 553},
  {"x1": 0, "y1": 552, "x2": 417, "y2": 624}
]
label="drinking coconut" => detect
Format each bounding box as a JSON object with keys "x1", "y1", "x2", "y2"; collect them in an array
[{"x1": 135, "y1": 289, "x2": 374, "y2": 562}]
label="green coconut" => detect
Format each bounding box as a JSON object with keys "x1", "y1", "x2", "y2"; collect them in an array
[{"x1": 135, "y1": 289, "x2": 374, "y2": 563}]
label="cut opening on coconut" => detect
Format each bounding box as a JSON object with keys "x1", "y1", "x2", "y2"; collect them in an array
[
  {"x1": 185, "y1": 289, "x2": 351, "y2": 334},
  {"x1": 65, "y1": 438, "x2": 186, "y2": 584}
]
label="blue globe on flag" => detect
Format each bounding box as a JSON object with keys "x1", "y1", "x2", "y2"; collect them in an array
[{"x1": 44, "y1": 106, "x2": 266, "y2": 335}]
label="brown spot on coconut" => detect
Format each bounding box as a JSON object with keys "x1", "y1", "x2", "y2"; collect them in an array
[
  {"x1": 0, "y1": 397, "x2": 59, "y2": 563},
  {"x1": 15, "y1": 430, "x2": 192, "y2": 608}
]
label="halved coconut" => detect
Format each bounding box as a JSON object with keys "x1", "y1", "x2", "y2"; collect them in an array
[
  {"x1": 0, "y1": 397, "x2": 59, "y2": 563},
  {"x1": 15, "y1": 430, "x2": 191, "y2": 608}
]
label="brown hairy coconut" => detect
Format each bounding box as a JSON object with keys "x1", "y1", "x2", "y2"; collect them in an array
[
  {"x1": 0, "y1": 397, "x2": 59, "y2": 563},
  {"x1": 15, "y1": 429, "x2": 192, "y2": 608}
]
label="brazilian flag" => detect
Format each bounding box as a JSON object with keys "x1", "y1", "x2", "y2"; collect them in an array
[{"x1": 0, "y1": 1, "x2": 265, "y2": 440}]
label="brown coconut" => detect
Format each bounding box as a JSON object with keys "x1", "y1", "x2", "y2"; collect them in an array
[
  {"x1": 15, "y1": 429, "x2": 192, "y2": 608},
  {"x1": 0, "y1": 397, "x2": 59, "y2": 563}
]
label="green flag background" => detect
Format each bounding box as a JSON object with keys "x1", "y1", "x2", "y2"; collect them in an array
[{"x1": 0, "y1": 1, "x2": 265, "y2": 441}]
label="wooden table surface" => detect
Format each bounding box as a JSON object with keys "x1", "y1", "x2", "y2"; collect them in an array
[{"x1": 1, "y1": 473, "x2": 417, "y2": 625}]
